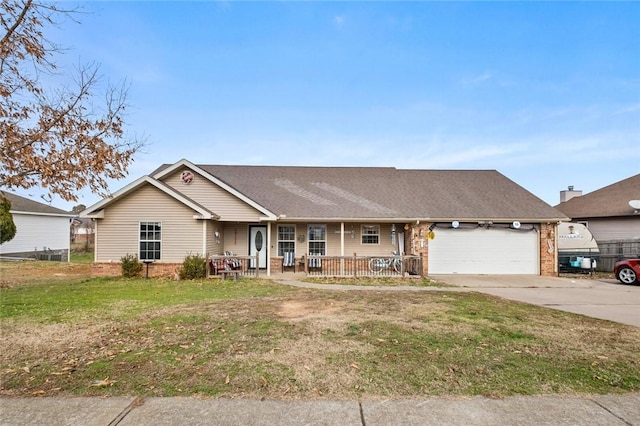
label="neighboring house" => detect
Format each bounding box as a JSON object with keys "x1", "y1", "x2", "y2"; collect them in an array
[
  {"x1": 71, "y1": 217, "x2": 95, "y2": 244},
  {"x1": 0, "y1": 192, "x2": 73, "y2": 261},
  {"x1": 81, "y1": 159, "x2": 568, "y2": 277},
  {"x1": 555, "y1": 174, "x2": 640, "y2": 241},
  {"x1": 555, "y1": 174, "x2": 640, "y2": 269}
]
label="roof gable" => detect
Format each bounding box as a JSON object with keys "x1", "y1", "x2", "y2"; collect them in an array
[
  {"x1": 80, "y1": 176, "x2": 218, "y2": 219},
  {"x1": 158, "y1": 165, "x2": 274, "y2": 221},
  {"x1": 152, "y1": 159, "x2": 276, "y2": 220}
]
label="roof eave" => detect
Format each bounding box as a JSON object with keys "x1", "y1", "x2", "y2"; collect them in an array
[
  {"x1": 274, "y1": 216, "x2": 569, "y2": 223},
  {"x1": 9, "y1": 210, "x2": 73, "y2": 218},
  {"x1": 83, "y1": 210, "x2": 104, "y2": 219},
  {"x1": 79, "y1": 176, "x2": 218, "y2": 220}
]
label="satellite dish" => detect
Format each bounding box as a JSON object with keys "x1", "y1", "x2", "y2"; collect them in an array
[
  {"x1": 512, "y1": 221, "x2": 521, "y2": 229},
  {"x1": 451, "y1": 221, "x2": 459, "y2": 228},
  {"x1": 629, "y1": 200, "x2": 640, "y2": 209}
]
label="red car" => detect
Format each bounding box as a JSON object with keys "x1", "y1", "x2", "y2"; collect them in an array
[{"x1": 614, "y1": 259, "x2": 640, "y2": 285}]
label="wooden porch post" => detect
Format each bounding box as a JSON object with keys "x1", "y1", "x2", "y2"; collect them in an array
[{"x1": 353, "y1": 252, "x2": 357, "y2": 278}]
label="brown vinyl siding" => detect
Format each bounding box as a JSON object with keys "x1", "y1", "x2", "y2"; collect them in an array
[
  {"x1": 268, "y1": 222, "x2": 399, "y2": 257},
  {"x1": 163, "y1": 168, "x2": 265, "y2": 221},
  {"x1": 338, "y1": 223, "x2": 399, "y2": 256},
  {"x1": 95, "y1": 185, "x2": 205, "y2": 263},
  {"x1": 221, "y1": 223, "x2": 250, "y2": 256},
  {"x1": 206, "y1": 221, "x2": 221, "y2": 256},
  {"x1": 325, "y1": 223, "x2": 345, "y2": 255}
]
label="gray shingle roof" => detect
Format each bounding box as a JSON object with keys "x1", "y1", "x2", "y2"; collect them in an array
[
  {"x1": 1, "y1": 192, "x2": 71, "y2": 215},
  {"x1": 555, "y1": 174, "x2": 640, "y2": 219},
  {"x1": 185, "y1": 165, "x2": 566, "y2": 221}
]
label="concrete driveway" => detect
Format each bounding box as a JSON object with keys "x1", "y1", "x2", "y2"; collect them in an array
[{"x1": 430, "y1": 275, "x2": 640, "y2": 327}]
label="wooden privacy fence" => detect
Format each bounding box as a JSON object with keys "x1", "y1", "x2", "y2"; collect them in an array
[{"x1": 597, "y1": 240, "x2": 640, "y2": 272}]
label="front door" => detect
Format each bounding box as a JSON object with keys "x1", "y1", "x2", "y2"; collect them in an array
[{"x1": 249, "y1": 226, "x2": 268, "y2": 269}]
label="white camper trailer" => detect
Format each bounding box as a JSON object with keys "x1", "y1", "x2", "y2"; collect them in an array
[{"x1": 558, "y1": 222, "x2": 600, "y2": 272}]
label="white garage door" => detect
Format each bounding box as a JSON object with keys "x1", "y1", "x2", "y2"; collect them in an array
[{"x1": 428, "y1": 227, "x2": 539, "y2": 274}]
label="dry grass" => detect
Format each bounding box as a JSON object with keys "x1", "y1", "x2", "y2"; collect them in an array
[
  {"x1": 304, "y1": 276, "x2": 454, "y2": 287},
  {"x1": 1, "y1": 261, "x2": 639, "y2": 400},
  {"x1": 0, "y1": 260, "x2": 91, "y2": 287}
]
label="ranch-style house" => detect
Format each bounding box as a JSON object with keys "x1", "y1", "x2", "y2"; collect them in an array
[{"x1": 81, "y1": 159, "x2": 568, "y2": 278}]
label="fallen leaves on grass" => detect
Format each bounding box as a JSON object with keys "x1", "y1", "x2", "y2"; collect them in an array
[
  {"x1": 90, "y1": 378, "x2": 116, "y2": 387},
  {"x1": 2, "y1": 273, "x2": 640, "y2": 400}
]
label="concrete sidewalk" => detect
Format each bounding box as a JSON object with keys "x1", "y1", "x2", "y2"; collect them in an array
[{"x1": 1, "y1": 393, "x2": 639, "y2": 425}]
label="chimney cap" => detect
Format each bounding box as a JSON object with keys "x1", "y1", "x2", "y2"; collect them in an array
[{"x1": 568, "y1": 185, "x2": 574, "y2": 191}]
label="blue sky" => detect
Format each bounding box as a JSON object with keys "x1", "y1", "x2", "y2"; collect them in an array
[{"x1": 16, "y1": 1, "x2": 640, "y2": 210}]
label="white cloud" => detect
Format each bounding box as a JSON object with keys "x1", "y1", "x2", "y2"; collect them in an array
[
  {"x1": 613, "y1": 103, "x2": 640, "y2": 115},
  {"x1": 460, "y1": 72, "x2": 492, "y2": 86}
]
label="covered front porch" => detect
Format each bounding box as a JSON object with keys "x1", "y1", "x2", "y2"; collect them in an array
[
  {"x1": 207, "y1": 220, "x2": 421, "y2": 278},
  {"x1": 207, "y1": 252, "x2": 423, "y2": 279}
]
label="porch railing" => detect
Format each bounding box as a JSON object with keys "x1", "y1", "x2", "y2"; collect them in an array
[
  {"x1": 207, "y1": 255, "x2": 259, "y2": 278},
  {"x1": 207, "y1": 253, "x2": 423, "y2": 278},
  {"x1": 303, "y1": 254, "x2": 423, "y2": 278}
]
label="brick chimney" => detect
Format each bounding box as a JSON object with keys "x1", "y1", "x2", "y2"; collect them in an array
[{"x1": 559, "y1": 185, "x2": 582, "y2": 203}]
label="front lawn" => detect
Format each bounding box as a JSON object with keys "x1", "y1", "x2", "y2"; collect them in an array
[{"x1": 1, "y1": 262, "x2": 638, "y2": 399}]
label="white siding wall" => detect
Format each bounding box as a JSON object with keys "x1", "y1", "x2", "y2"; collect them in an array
[
  {"x1": 163, "y1": 168, "x2": 265, "y2": 221},
  {"x1": 95, "y1": 185, "x2": 205, "y2": 263},
  {"x1": 0, "y1": 213, "x2": 70, "y2": 256}
]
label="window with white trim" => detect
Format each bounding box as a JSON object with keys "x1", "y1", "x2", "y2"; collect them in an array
[
  {"x1": 277, "y1": 225, "x2": 296, "y2": 256},
  {"x1": 308, "y1": 225, "x2": 326, "y2": 255},
  {"x1": 361, "y1": 225, "x2": 380, "y2": 244},
  {"x1": 139, "y1": 222, "x2": 162, "y2": 260}
]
